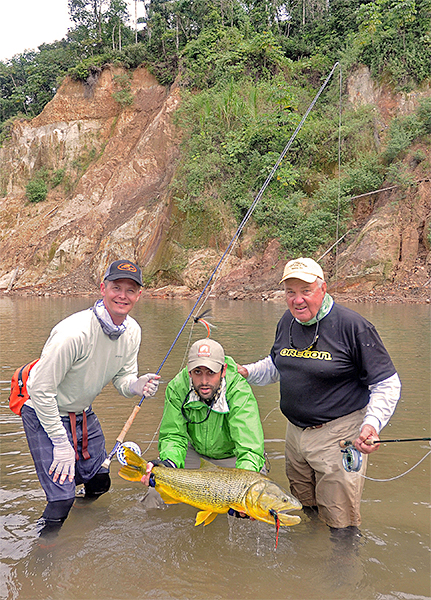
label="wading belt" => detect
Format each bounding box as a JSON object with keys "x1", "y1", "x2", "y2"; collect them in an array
[{"x1": 68, "y1": 411, "x2": 90, "y2": 460}]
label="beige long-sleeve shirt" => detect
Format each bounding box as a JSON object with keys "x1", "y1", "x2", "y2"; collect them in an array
[{"x1": 26, "y1": 307, "x2": 141, "y2": 438}]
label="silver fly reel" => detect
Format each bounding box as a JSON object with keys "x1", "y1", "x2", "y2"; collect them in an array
[{"x1": 341, "y1": 446, "x2": 363, "y2": 472}]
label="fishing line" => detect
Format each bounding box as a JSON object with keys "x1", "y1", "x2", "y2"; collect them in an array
[
  {"x1": 139, "y1": 424, "x2": 162, "y2": 455},
  {"x1": 262, "y1": 407, "x2": 279, "y2": 423},
  {"x1": 102, "y1": 61, "x2": 342, "y2": 468},
  {"x1": 194, "y1": 61, "x2": 342, "y2": 318},
  {"x1": 134, "y1": 314, "x2": 215, "y2": 460},
  {"x1": 359, "y1": 450, "x2": 431, "y2": 482},
  {"x1": 335, "y1": 66, "x2": 343, "y2": 287}
]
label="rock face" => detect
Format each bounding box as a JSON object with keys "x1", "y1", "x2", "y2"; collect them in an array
[
  {"x1": 0, "y1": 66, "x2": 180, "y2": 292},
  {"x1": 329, "y1": 178, "x2": 431, "y2": 299},
  {"x1": 0, "y1": 65, "x2": 430, "y2": 302}
]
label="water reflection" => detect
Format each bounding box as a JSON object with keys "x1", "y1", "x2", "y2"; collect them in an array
[{"x1": 1, "y1": 296, "x2": 430, "y2": 600}]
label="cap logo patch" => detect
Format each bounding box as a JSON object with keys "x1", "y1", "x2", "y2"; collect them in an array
[
  {"x1": 197, "y1": 344, "x2": 211, "y2": 357},
  {"x1": 118, "y1": 262, "x2": 137, "y2": 273}
]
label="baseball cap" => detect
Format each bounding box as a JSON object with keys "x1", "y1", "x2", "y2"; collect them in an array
[
  {"x1": 188, "y1": 339, "x2": 225, "y2": 373},
  {"x1": 279, "y1": 258, "x2": 324, "y2": 284},
  {"x1": 103, "y1": 260, "x2": 143, "y2": 286}
]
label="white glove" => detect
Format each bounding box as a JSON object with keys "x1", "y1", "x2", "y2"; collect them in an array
[
  {"x1": 49, "y1": 435, "x2": 75, "y2": 484},
  {"x1": 129, "y1": 373, "x2": 160, "y2": 397}
]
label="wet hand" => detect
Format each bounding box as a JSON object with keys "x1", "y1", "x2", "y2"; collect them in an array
[
  {"x1": 354, "y1": 425, "x2": 380, "y2": 454},
  {"x1": 228, "y1": 508, "x2": 254, "y2": 520},
  {"x1": 140, "y1": 462, "x2": 154, "y2": 487}
]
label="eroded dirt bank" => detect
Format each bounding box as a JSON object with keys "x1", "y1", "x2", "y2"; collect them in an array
[{"x1": 0, "y1": 66, "x2": 430, "y2": 304}]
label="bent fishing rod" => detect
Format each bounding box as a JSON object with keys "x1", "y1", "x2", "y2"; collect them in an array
[{"x1": 102, "y1": 61, "x2": 341, "y2": 468}]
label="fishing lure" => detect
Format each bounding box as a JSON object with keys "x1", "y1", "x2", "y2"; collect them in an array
[
  {"x1": 193, "y1": 309, "x2": 214, "y2": 338},
  {"x1": 270, "y1": 508, "x2": 281, "y2": 549}
]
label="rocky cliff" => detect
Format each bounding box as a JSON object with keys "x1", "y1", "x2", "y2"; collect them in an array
[
  {"x1": 0, "y1": 66, "x2": 180, "y2": 294},
  {"x1": 0, "y1": 65, "x2": 430, "y2": 303}
]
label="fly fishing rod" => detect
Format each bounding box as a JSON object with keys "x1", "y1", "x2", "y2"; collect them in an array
[
  {"x1": 102, "y1": 61, "x2": 341, "y2": 469},
  {"x1": 340, "y1": 437, "x2": 431, "y2": 448}
]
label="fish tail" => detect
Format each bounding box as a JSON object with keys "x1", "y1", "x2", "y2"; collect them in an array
[
  {"x1": 118, "y1": 464, "x2": 145, "y2": 482},
  {"x1": 118, "y1": 447, "x2": 147, "y2": 481},
  {"x1": 123, "y1": 447, "x2": 147, "y2": 468}
]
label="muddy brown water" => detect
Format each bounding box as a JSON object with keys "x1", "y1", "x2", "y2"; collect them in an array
[{"x1": 1, "y1": 296, "x2": 430, "y2": 600}]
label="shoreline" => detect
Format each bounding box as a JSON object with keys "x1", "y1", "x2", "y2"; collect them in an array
[{"x1": 1, "y1": 284, "x2": 430, "y2": 304}]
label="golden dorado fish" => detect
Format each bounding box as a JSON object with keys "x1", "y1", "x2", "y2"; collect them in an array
[{"x1": 118, "y1": 448, "x2": 301, "y2": 528}]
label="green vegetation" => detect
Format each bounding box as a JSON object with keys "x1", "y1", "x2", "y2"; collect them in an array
[
  {"x1": 173, "y1": 79, "x2": 430, "y2": 254},
  {"x1": 112, "y1": 72, "x2": 133, "y2": 106},
  {"x1": 1, "y1": 0, "x2": 430, "y2": 256},
  {"x1": 26, "y1": 174, "x2": 48, "y2": 203}
]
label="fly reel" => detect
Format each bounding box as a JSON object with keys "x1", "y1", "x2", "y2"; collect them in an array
[
  {"x1": 116, "y1": 441, "x2": 142, "y2": 465},
  {"x1": 341, "y1": 446, "x2": 363, "y2": 472}
]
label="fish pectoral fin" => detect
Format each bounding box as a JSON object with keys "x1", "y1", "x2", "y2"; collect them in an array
[
  {"x1": 118, "y1": 465, "x2": 143, "y2": 482},
  {"x1": 195, "y1": 510, "x2": 219, "y2": 527},
  {"x1": 156, "y1": 488, "x2": 181, "y2": 504}
]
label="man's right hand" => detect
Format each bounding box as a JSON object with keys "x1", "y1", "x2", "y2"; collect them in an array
[{"x1": 49, "y1": 435, "x2": 75, "y2": 484}]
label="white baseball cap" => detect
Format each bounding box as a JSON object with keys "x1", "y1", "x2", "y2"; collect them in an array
[{"x1": 279, "y1": 258, "x2": 324, "y2": 284}]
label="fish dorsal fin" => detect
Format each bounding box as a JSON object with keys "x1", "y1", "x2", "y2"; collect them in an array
[
  {"x1": 199, "y1": 459, "x2": 220, "y2": 471},
  {"x1": 195, "y1": 510, "x2": 219, "y2": 526}
]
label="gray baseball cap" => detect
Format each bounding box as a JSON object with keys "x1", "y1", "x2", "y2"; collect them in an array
[
  {"x1": 188, "y1": 339, "x2": 225, "y2": 373},
  {"x1": 103, "y1": 259, "x2": 143, "y2": 286}
]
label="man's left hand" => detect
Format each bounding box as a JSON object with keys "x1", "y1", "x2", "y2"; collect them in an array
[{"x1": 354, "y1": 425, "x2": 380, "y2": 454}]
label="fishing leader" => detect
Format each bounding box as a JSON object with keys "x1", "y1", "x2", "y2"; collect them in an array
[{"x1": 237, "y1": 257, "x2": 401, "y2": 533}]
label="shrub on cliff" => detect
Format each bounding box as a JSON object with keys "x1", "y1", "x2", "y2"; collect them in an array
[{"x1": 26, "y1": 178, "x2": 48, "y2": 203}]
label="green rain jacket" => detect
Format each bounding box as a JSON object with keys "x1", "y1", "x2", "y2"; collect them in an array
[{"x1": 158, "y1": 356, "x2": 265, "y2": 472}]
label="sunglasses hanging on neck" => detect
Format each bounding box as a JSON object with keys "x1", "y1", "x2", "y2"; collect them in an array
[
  {"x1": 181, "y1": 390, "x2": 216, "y2": 424},
  {"x1": 289, "y1": 319, "x2": 320, "y2": 352}
]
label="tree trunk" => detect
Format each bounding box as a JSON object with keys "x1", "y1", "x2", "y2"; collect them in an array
[{"x1": 135, "y1": 0, "x2": 138, "y2": 43}]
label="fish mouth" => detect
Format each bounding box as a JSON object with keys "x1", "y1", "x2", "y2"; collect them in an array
[
  {"x1": 268, "y1": 497, "x2": 302, "y2": 526},
  {"x1": 273, "y1": 511, "x2": 302, "y2": 526}
]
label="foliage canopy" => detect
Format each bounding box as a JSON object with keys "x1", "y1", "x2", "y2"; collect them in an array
[{"x1": 1, "y1": 0, "x2": 430, "y2": 258}]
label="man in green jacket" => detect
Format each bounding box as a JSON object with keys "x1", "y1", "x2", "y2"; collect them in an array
[{"x1": 141, "y1": 339, "x2": 265, "y2": 502}]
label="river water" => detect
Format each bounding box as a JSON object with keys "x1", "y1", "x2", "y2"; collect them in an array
[{"x1": 1, "y1": 296, "x2": 430, "y2": 600}]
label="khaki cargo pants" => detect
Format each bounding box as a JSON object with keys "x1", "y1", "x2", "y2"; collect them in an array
[{"x1": 285, "y1": 408, "x2": 368, "y2": 529}]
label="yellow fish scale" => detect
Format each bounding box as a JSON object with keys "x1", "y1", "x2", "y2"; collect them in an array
[{"x1": 153, "y1": 462, "x2": 267, "y2": 513}]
